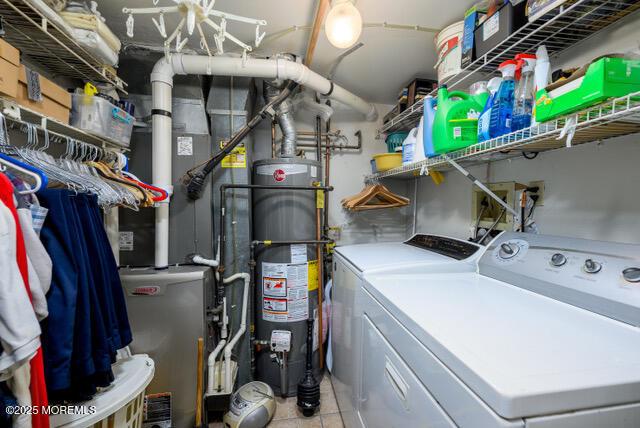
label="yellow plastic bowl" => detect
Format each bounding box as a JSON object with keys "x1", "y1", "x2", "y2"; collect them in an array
[{"x1": 373, "y1": 153, "x2": 402, "y2": 172}]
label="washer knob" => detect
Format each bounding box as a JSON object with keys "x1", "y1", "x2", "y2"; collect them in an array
[
  {"x1": 622, "y1": 267, "x2": 640, "y2": 283},
  {"x1": 550, "y1": 253, "x2": 567, "y2": 267},
  {"x1": 499, "y1": 242, "x2": 519, "y2": 259},
  {"x1": 583, "y1": 259, "x2": 602, "y2": 274}
]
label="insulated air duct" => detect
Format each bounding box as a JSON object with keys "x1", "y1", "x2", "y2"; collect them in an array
[{"x1": 151, "y1": 53, "x2": 377, "y2": 268}]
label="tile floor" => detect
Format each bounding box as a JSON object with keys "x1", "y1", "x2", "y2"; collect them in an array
[{"x1": 209, "y1": 375, "x2": 344, "y2": 428}]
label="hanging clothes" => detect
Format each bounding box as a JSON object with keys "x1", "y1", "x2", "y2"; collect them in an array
[
  {"x1": 0, "y1": 199, "x2": 40, "y2": 377},
  {"x1": 0, "y1": 173, "x2": 50, "y2": 428},
  {"x1": 38, "y1": 188, "x2": 132, "y2": 402}
]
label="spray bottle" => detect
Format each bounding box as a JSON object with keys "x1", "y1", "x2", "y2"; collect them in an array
[
  {"x1": 488, "y1": 59, "x2": 517, "y2": 138},
  {"x1": 512, "y1": 53, "x2": 537, "y2": 131},
  {"x1": 532, "y1": 45, "x2": 551, "y2": 126},
  {"x1": 477, "y1": 76, "x2": 503, "y2": 142}
]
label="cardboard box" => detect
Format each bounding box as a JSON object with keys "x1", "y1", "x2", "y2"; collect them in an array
[
  {"x1": 0, "y1": 39, "x2": 20, "y2": 98},
  {"x1": 16, "y1": 65, "x2": 71, "y2": 124}
]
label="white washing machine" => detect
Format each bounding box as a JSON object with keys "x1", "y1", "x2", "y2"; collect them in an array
[
  {"x1": 361, "y1": 232, "x2": 640, "y2": 428},
  {"x1": 331, "y1": 234, "x2": 484, "y2": 428}
]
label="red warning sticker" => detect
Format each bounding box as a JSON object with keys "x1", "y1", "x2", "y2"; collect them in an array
[
  {"x1": 263, "y1": 297, "x2": 287, "y2": 312},
  {"x1": 273, "y1": 169, "x2": 286, "y2": 182},
  {"x1": 264, "y1": 277, "x2": 287, "y2": 297}
]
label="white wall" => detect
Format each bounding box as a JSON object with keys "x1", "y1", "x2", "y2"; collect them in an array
[
  {"x1": 293, "y1": 103, "x2": 413, "y2": 245},
  {"x1": 414, "y1": 12, "x2": 640, "y2": 244}
]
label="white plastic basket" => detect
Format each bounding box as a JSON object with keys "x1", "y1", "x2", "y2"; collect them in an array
[{"x1": 52, "y1": 354, "x2": 155, "y2": 428}]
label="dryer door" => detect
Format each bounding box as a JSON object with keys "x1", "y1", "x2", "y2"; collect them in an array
[{"x1": 359, "y1": 314, "x2": 456, "y2": 428}]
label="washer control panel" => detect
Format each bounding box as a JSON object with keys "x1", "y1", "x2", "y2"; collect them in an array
[{"x1": 482, "y1": 233, "x2": 640, "y2": 326}]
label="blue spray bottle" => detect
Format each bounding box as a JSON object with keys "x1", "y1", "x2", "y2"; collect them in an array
[
  {"x1": 477, "y1": 76, "x2": 502, "y2": 142},
  {"x1": 487, "y1": 59, "x2": 517, "y2": 139},
  {"x1": 512, "y1": 53, "x2": 537, "y2": 131}
]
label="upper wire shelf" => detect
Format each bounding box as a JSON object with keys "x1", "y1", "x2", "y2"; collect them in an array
[
  {"x1": 1, "y1": 97, "x2": 128, "y2": 152},
  {"x1": 0, "y1": 0, "x2": 127, "y2": 92},
  {"x1": 367, "y1": 90, "x2": 640, "y2": 181},
  {"x1": 378, "y1": 0, "x2": 640, "y2": 137}
]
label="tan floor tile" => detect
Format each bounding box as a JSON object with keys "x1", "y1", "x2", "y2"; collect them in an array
[
  {"x1": 273, "y1": 396, "x2": 298, "y2": 420},
  {"x1": 208, "y1": 423, "x2": 224, "y2": 428},
  {"x1": 320, "y1": 375, "x2": 333, "y2": 394},
  {"x1": 267, "y1": 418, "x2": 299, "y2": 428},
  {"x1": 298, "y1": 415, "x2": 322, "y2": 428},
  {"x1": 319, "y1": 392, "x2": 339, "y2": 415},
  {"x1": 321, "y1": 413, "x2": 344, "y2": 428}
]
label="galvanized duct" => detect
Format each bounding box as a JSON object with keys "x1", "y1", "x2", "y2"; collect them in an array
[{"x1": 264, "y1": 79, "x2": 297, "y2": 158}]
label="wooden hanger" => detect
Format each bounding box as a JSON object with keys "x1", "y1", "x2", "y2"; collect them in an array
[{"x1": 342, "y1": 183, "x2": 409, "y2": 211}]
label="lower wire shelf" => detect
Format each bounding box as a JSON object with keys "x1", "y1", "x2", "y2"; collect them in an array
[{"x1": 366, "y1": 91, "x2": 640, "y2": 182}]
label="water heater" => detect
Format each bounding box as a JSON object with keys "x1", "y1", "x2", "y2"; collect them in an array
[{"x1": 252, "y1": 158, "x2": 322, "y2": 396}]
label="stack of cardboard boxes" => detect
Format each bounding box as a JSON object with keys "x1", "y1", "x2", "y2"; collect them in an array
[{"x1": 0, "y1": 38, "x2": 71, "y2": 124}]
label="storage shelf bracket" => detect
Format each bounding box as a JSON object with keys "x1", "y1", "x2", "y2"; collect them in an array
[{"x1": 443, "y1": 155, "x2": 520, "y2": 221}]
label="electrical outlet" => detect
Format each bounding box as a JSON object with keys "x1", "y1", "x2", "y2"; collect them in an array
[
  {"x1": 528, "y1": 180, "x2": 545, "y2": 206},
  {"x1": 471, "y1": 182, "x2": 526, "y2": 232}
]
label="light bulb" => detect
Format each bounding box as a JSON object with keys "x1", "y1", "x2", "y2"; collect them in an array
[{"x1": 325, "y1": 0, "x2": 362, "y2": 49}]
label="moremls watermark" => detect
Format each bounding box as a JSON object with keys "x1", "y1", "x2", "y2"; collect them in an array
[{"x1": 6, "y1": 405, "x2": 97, "y2": 415}]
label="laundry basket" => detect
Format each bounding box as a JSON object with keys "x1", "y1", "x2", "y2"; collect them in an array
[{"x1": 51, "y1": 354, "x2": 155, "y2": 428}]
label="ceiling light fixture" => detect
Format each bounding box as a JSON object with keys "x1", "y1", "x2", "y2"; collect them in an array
[{"x1": 324, "y1": 0, "x2": 363, "y2": 49}]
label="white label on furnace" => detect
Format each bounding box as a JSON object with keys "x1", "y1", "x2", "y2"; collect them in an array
[
  {"x1": 291, "y1": 244, "x2": 307, "y2": 264},
  {"x1": 310, "y1": 166, "x2": 317, "y2": 177},
  {"x1": 119, "y1": 231, "x2": 134, "y2": 251},
  {"x1": 262, "y1": 262, "x2": 309, "y2": 322},
  {"x1": 256, "y1": 163, "x2": 308, "y2": 176},
  {"x1": 177, "y1": 136, "x2": 193, "y2": 156},
  {"x1": 483, "y1": 11, "x2": 500, "y2": 41}
]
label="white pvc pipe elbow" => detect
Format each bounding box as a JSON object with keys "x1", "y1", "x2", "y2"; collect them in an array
[{"x1": 221, "y1": 273, "x2": 250, "y2": 393}]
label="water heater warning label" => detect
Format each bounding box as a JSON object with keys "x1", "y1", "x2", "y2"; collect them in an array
[{"x1": 262, "y1": 262, "x2": 309, "y2": 322}]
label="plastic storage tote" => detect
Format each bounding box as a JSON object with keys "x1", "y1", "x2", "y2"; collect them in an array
[{"x1": 71, "y1": 94, "x2": 134, "y2": 147}]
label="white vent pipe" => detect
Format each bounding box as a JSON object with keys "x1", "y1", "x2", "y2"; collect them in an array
[{"x1": 151, "y1": 53, "x2": 377, "y2": 268}]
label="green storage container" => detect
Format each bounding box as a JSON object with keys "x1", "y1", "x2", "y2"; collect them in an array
[{"x1": 535, "y1": 56, "x2": 640, "y2": 123}]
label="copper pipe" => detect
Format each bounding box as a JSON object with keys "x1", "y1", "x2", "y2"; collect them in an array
[
  {"x1": 195, "y1": 337, "x2": 204, "y2": 427},
  {"x1": 324, "y1": 104, "x2": 331, "y2": 235},
  {"x1": 316, "y1": 205, "x2": 324, "y2": 369}
]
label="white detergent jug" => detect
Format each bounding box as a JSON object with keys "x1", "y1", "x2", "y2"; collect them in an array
[{"x1": 402, "y1": 126, "x2": 418, "y2": 165}]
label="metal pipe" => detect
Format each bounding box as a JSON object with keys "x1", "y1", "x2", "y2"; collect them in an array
[
  {"x1": 295, "y1": 129, "x2": 362, "y2": 150},
  {"x1": 315, "y1": 205, "x2": 324, "y2": 369},
  {"x1": 315, "y1": 114, "x2": 322, "y2": 167},
  {"x1": 264, "y1": 76, "x2": 297, "y2": 158},
  {"x1": 271, "y1": 121, "x2": 277, "y2": 159},
  {"x1": 324, "y1": 103, "x2": 332, "y2": 236}
]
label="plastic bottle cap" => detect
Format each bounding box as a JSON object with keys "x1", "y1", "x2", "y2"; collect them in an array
[{"x1": 498, "y1": 60, "x2": 517, "y2": 78}]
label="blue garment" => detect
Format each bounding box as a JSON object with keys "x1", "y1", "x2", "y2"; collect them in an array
[
  {"x1": 38, "y1": 189, "x2": 132, "y2": 402},
  {"x1": 38, "y1": 189, "x2": 80, "y2": 393}
]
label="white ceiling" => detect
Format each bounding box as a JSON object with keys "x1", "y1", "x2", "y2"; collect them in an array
[{"x1": 101, "y1": 0, "x2": 476, "y2": 104}]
